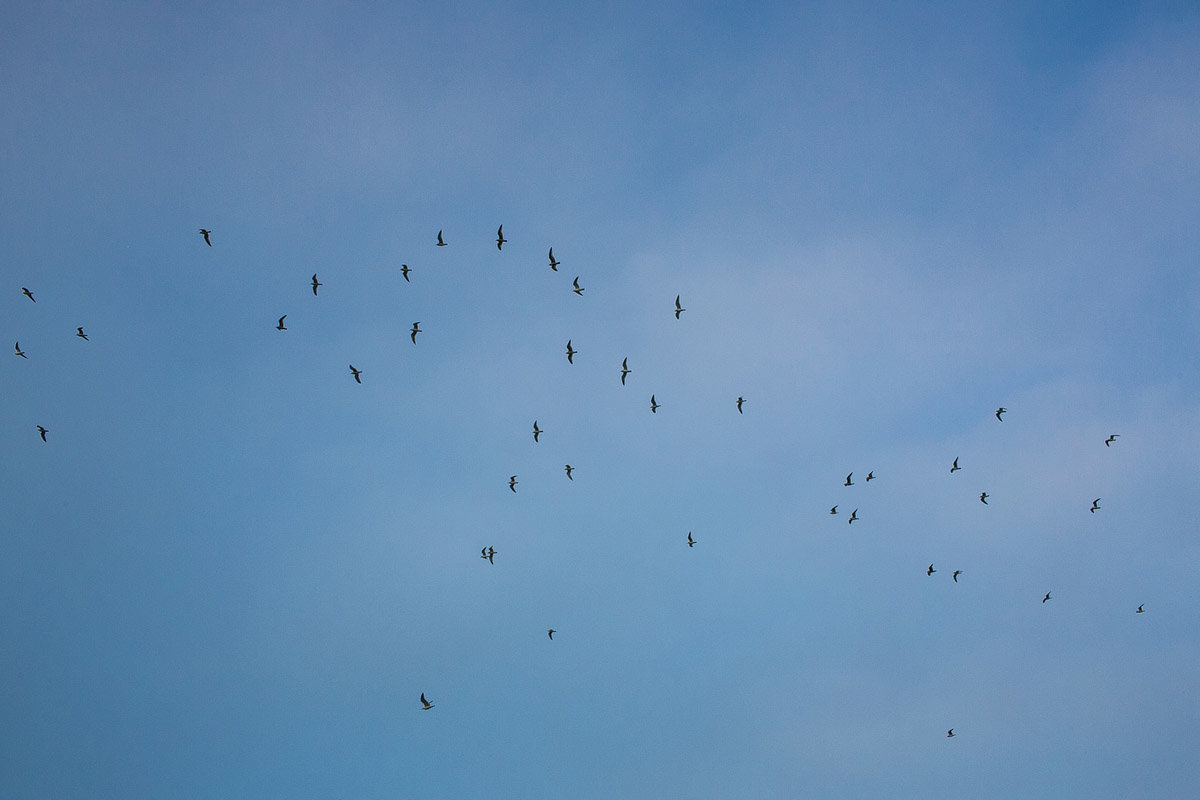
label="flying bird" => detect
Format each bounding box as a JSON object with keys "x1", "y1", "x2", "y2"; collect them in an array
[
  {"x1": 829, "y1": 505, "x2": 838, "y2": 515},
  {"x1": 1136, "y1": 604, "x2": 1144, "y2": 613},
  {"x1": 572, "y1": 276, "x2": 584, "y2": 296},
  {"x1": 349, "y1": 364, "x2": 362, "y2": 383},
  {"x1": 952, "y1": 570, "x2": 963, "y2": 583},
  {"x1": 509, "y1": 475, "x2": 518, "y2": 493},
  {"x1": 401, "y1": 264, "x2": 412, "y2": 282},
  {"x1": 565, "y1": 340, "x2": 577, "y2": 364},
  {"x1": 36, "y1": 425, "x2": 48, "y2": 442},
  {"x1": 947, "y1": 729, "x2": 955, "y2": 738},
  {"x1": 436, "y1": 230, "x2": 447, "y2": 246},
  {"x1": 276, "y1": 315, "x2": 287, "y2": 331},
  {"x1": 14, "y1": 342, "x2": 27, "y2": 358},
  {"x1": 548, "y1": 248, "x2": 560, "y2": 271},
  {"x1": 736, "y1": 396, "x2": 745, "y2": 414},
  {"x1": 674, "y1": 295, "x2": 685, "y2": 319},
  {"x1": 927, "y1": 564, "x2": 936, "y2": 576},
  {"x1": 979, "y1": 492, "x2": 989, "y2": 504},
  {"x1": 848, "y1": 509, "x2": 859, "y2": 524},
  {"x1": 844, "y1": 473, "x2": 853, "y2": 486},
  {"x1": 420, "y1": 693, "x2": 434, "y2": 710},
  {"x1": 950, "y1": 457, "x2": 961, "y2": 473},
  {"x1": 22, "y1": 287, "x2": 35, "y2": 302},
  {"x1": 481, "y1": 546, "x2": 495, "y2": 564},
  {"x1": 620, "y1": 357, "x2": 631, "y2": 385},
  {"x1": 564, "y1": 464, "x2": 574, "y2": 480},
  {"x1": 310, "y1": 275, "x2": 321, "y2": 295},
  {"x1": 496, "y1": 225, "x2": 507, "y2": 251},
  {"x1": 548, "y1": 629, "x2": 555, "y2": 639},
  {"x1": 865, "y1": 471, "x2": 875, "y2": 482},
  {"x1": 410, "y1": 322, "x2": 421, "y2": 344},
  {"x1": 533, "y1": 421, "x2": 542, "y2": 442},
  {"x1": 199, "y1": 229, "x2": 212, "y2": 246},
  {"x1": 1105, "y1": 434, "x2": 1119, "y2": 447},
  {"x1": 650, "y1": 394, "x2": 661, "y2": 413},
  {"x1": 687, "y1": 532, "x2": 696, "y2": 547},
  {"x1": 75, "y1": 327, "x2": 88, "y2": 341},
  {"x1": 1042, "y1": 592, "x2": 1051, "y2": 604},
  {"x1": 995, "y1": 407, "x2": 1006, "y2": 421},
  {"x1": 1090, "y1": 498, "x2": 1100, "y2": 513}
]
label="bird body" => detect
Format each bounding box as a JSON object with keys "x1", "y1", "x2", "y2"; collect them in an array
[
  {"x1": 1090, "y1": 498, "x2": 1100, "y2": 513},
  {"x1": 844, "y1": 473, "x2": 853, "y2": 486},
  {"x1": 620, "y1": 357, "x2": 630, "y2": 385},
  {"x1": 565, "y1": 340, "x2": 577, "y2": 364},
  {"x1": 950, "y1": 457, "x2": 960, "y2": 473},
  {"x1": 1137, "y1": 604, "x2": 1144, "y2": 613},
  {"x1": 995, "y1": 407, "x2": 1006, "y2": 421},
  {"x1": 436, "y1": 230, "x2": 447, "y2": 246},
  {"x1": 401, "y1": 264, "x2": 412, "y2": 282},
  {"x1": 411, "y1": 322, "x2": 421, "y2": 344},
  {"x1": 37, "y1": 425, "x2": 48, "y2": 442},
  {"x1": 952, "y1": 570, "x2": 962, "y2": 582},
  {"x1": 311, "y1": 274, "x2": 321, "y2": 295},
  {"x1": 1105, "y1": 434, "x2": 1119, "y2": 447},
  {"x1": 829, "y1": 505, "x2": 838, "y2": 515},
  {"x1": 22, "y1": 287, "x2": 35, "y2": 302},
  {"x1": 349, "y1": 364, "x2": 362, "y2": 383},
  {"x1": 276, "y1": 315, "x2": 287, "y2": 331},
  {"x1": 564, "y1": 464, "x2": 573, "y2": 480},
  {"x1": 509, "y1": 475, "x2": 518, "y2": 493},
  {"x1": 199, "y1": 229, "x2": 212, "y2": 246},
  {"x1": 496, "y1": 225, "x2": 507, "y2": 250},
  {"x1": 674, "y1": 295, "x2": 685, "y2": 319},
  {"x1": 865, "y1": 471, "x2": 875, "y2": 482},
  {"x1": 420, "y1": 693, "x2": 434, "y2": 710},
  {"x1": 736, "y1": 396, "x2": 744, "y2": 414},
  {"x1": 687, "y1": 532, "x2": 696, "y2": 547},
  {"x1": 533, "y1": 421, "x2": 542, "y2": 442},
  {"x1": 947, "y1": 729, "x2": 955, "y2": 738},
  {"x1": 980, "y1": 492, "x2": 989, "y2": 504},
  {"x1": 848, "y1": 509, "x2": 858, "y2": 524},
  {"x1": 572, "y1": 276, "x2": 584, "y2": 296},
  {"x1": 14, "y1": 342, "x2": 27, "y2": 358},
  {"x1": 927, "y1": 564, "x2": 936, "y2": 576},
  {"x1": 548, "y1": 248, "x2": 560, "y2": 271},
  {"x1": 75, "y1": 327, "x2": 88, "y2": 341},
  {"x1": 650, "y1": 395, "x2": 660, "y2": 413},
  {"x1": 548, "y1": 629, "x2": 555, "y2": 639},
  {"x1": 1043, "y1": 592, "x2": 1051, "y2": 603}
]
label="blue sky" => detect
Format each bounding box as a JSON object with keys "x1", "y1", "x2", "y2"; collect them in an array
[{"x1": 3, "y1": 2, "x2": 1198, "y2": 798}]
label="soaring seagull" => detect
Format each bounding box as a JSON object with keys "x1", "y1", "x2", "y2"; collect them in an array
[
  {"x1": 533, "y1": 421, "x2": 542, "y2": 442},
  {"x1": 979, "y1": 492, "x2": 989, "y2": 504},
  {"x1": 674, "y1": 295, "x2": 685, "y2": 319},
  {"x1": 436, "y1": 230, "x2": 447, "y2": 246},
  {"x1": 496, "y1": 225, "x2": 507, "y2": 251},
  {"x1": 548, "y1": 248, "x2": 560, "y2": 271},
  {"x1": 848, "y1": 509, "x2": 859, "y2": 524},
  {"x1": 276, "y1": 315, "x2": 287, "y2": 331},
  {"x1": 1043, "y1": 592, "x2": 1052, "y2": 604},
  {"x1": 950, "y1": 457, "x2": 961, "y2": 473},
  {"x1": 829, "y1": 505, "x2": 838, "y2": 515},
  {"x1": 349, "y1": 364, "x2": 362, "y2": 383},
  {"x1": 564, "y1": 464, "x2": 574, "y2": 480},
  {"x1": 620, "y1": 357, "x2": 631, "y2": 385},
  {"x1": 481, "y1": 546, "x2": 496, "y2": 564},
  {"x1": 844, "y1": 473, "x2": 854, "y2": 486},
  {"x1": 736, "y1": 396, "x2": 745, "y2": 414},
  {"x1": 565, "y1": 340, "x2": 577, "y2": 364},
  {"x1": 199, "y1": 229, "x2": 212, "y2": 246},
  {"x1": 1136, "y1": 604, "x2": 1144, "y2": 614},
  {"x1": 401, "y1": 264, "x2": 412, "y2": 282},
  {"x1": 927, "y1": 564, "x2": 936, "y2": 576},
  {"x1": 420, "y1": 693, "x2": 434, "y2": 710},
  {"x1": 548, "y1": 629, "x2": 555, "y2": 639},
  {"x1": 1105, "y1": 434, "x2": 1119, "y2": 447},
  {"x1": 947, "y1": 729, "x2": 955, "y2": 738},
  {"x1": 509, "y1": 475, "x2": 518, "y2": 493},
  {"x1": 572, "y1": 276, "x2": 584, "y2": 296},
  {"x1": 995, "y1": 407, "x2": 1007, "y2": 421},
  {"x1": 311, "y1": 274, "x2": 322, "y2": 295},
  {"x1": 75, "y1": 327, "x2": 88, "y2": 341},
  {"x1": 687, "y1": 532, "x2": 696, "y2": 547},
  {"x1": 410, "y1": 322, "x2": 421, "y2": 344},
  {"x1": 1090, "y1": 498, "x2": 1100, "y2": 513},
  {"x1": 865, "y1": 471, "x2": 875, "y2": 482},
  {"x1": 22, "y1": 287, "x2": 35, "y2": 302},
  {"x1": 952, "y1": 570, "x2": 963, "y2": 583},
  {"x1": 14, "y1": 342, "x2": 27, "y2": 358},
  {"x1": 37, "y1": 425, "x2": 48, "y2": 442},
  {"x1": 650, "y1": 395, "x2": 661, "y2": 413}
]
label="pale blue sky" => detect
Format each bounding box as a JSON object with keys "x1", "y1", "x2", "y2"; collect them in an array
[{"x1": 3, "y1": 3, "x2": 1198, "y2": 798}]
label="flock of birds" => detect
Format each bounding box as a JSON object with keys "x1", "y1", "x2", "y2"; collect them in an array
[{"x1": 12, "y1": 224, "x2": 1144, "y2": 735}]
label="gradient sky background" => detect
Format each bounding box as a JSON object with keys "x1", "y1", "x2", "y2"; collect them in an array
[{"x1": 3, "y1": 2, "x2": 1199, "y2": 798}]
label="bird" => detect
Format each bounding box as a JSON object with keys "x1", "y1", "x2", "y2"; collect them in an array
[
  {"x1": 848, "y1": 509, "x2": 859, "y2": 524},
  {"x1": 736, "y1": 396, "x2": 745, "y2": 414},
  {"x1": 564, "y1": 464, "x2": 574, "y2": 480},
  {"x1": 687, "y1": 532, "x2": 696, "y2": 547},
  {"x1": 548, "y1": 248, "x2": 560, "y2": 271},
  {"x1": 481, "y1": 546, "x2": 494, "y2": 564},
  {"x1": 565, "y1": 340, "x2": 577, "y2": 364},
  {"x1": 572, "y1": 276, "x2": 584, "y2": 296},
  {"x1": 927, "y1": 564, "x2": 936, "y2": 576},
  {"x1": 533, "y1": 421, "x2": 542, "y2": 442},
  {"x1": 496, "y1": 225, "x2": 507, "y2": 250},
  {"x1": 36, "y1": 425, "x2": 48, "y2": 442},
  {"x1": 199, "y1": 229, "x2": 212, "y2": 246},
  {"x1": 22, "y1": 287, "x2": 35, "y2": 302},
  {"x1": 276, "y1": 315, "x2": 287, "y2": 331},
  {"x1": 979, "y1": 492, "x2": 989, "y2": 504},
  {"x1": 349, "y1": 364, "x2": 362, "y2": 383},
  {"x1": 950, "y1": 457, "x2": 961, "y2": 473},
  {"x1": 674, "y1": 295, "x2": 685, "y2": 319},
  {"x1": 420, "y1": 693, "x2": 434, "y2": 710},
  {"x1": 509, "y1": 475, "x2": 518, "y2": 493},
  {"x1": 75, "y1": 327, "x2": 88, "y2": 341},
  {"x1": 844, "y1": 472, "x2": 854, "y2": 486},
  {"x1": 1042, "y1": 592, "x2": 1051, "y2": 604},
  {"x1": 620, "y1": 357, "x2": 631, "y2": 385},
  {"x1": 865, "y1": 471, "x2": 875, "y2": 482},
  {"x1": 1105, "y1": 434, "x2": 1119, "y2": 447},
  {"x1": 952, "y1": 570, "x2": 963, "y2": 583},
  {"x1": 947, "y1": 729, "x2": 955, "y2": 738},
  {"x1": 311, "y1": 274, "x2": 321, "y2": 295},
  {"x1": 1090, "y1": 498, "x2": 1100, "y2": 513},
  {"x1": 995, "y1": 407, "x2": 1006, "y2": 421},
  {"x1": 14, "y1": 342, "x2": 27, "y2": 358},
  {"x1": 650, "y1": 394, "x2": 661, "y2": 413},
  {"x1": 548, "y1": 629, "x2": 555, "y2": 639},
  {"x1": 436, "y1": 230, "x2": 447, "y2": 246},
  {"x1": 829, "y1": 505, "x2": 838, "y2": 515},
  {"x1": 1136, "y1": 604, "x2": 1144, "y2": 614},
  {"x1": 410, "y1": 322, "x2": 421, "y2": 344},
  {"x1": 401, "y1": 264, "x2": 411, "y2": 282}
]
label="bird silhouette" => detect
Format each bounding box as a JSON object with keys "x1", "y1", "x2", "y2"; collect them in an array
[
  {"x1": 37, "y1": 425, "x2": 48, "y2": 442},
  {"x1": 548, "y1": 629, "x2": 555, "y2": 639},
  {"x1": 947, "y1": 729, "x2": 955, "y2": 738},
  {"x1": 410, "y1": 322, "x2": 421, "y2": 344},
  {"x1": 565, "y1": 340, "x2": 577, "y2": 364},
  {"x1": 548, "y1": 248, "x2": 560, "y2": 271},
  {"x1": 1090, "y1": 498, "x2": 1100, "y2": 513},
  {"x1": 199, "y1": 229, "x2": 212, "y2": 246},
  {"x1": 1136, "y1": 604, "x2": 1144, "y2": 613},
  {"x1": 572, "y1": 276, "x2": 584, "y2": 296},
  {"x1": 564, "y1": 464, "x2": 574, "y2": 480},
  {"x1": 14, "y1": 342, "x2": 27, "y2": 358},
  {"x1": 509, "y1": 475, "x2": 518, "y2": 493},
  {"x1": 22, "y1": 287, "x2": 35, "y2": 302},
  {"x1": 865, "y1": 471, "x2": 875, "y2": 482},
  {"x1": 995, "y1": 407, "x2": 1006, "y2": 421},
  {"x1": 950, "y1": 457, "x2": 961, "y2": 473},
  {"x1": 620, "y1": 357, "x2": 631, "y2": 385},
  {"x1": 952, "y1": 570, "x2": 963, "y2": 582},
  {"x1": 484, "y1": 546, "x2": 496, "y2": 564},
  {"x1": 496, "y1": 225, "x2": 507, "y2": 250},
  {"x1": 650, "y1": 395, "x2": 661, "y2": 413},
  {"x1": 533, "y1": 421, "x2": 542, "y2": 442},
  {"x1": 420, "y1": 693, "x2": 434, "y2": 710},
  {"x1": 848, "y1": 509, "x2": 859, "y2": 524},
  {"x1": 401, "y1": 264, "x2": 412, "y2": 282},
  {"x1": 1042, "y1": 592, "x2": 1051, "y2": 604},
  {"x1": 349, "y1": 364, "x2": 362, "y2": 383},
  {"x1": 1105, "y1": 434, "x2": 1119, "y2": 447},
  {"x1": 674, "y1": 295, "x2": 685, "y2": 319},
  {"x1": 927, "y1": 563, "x2": 936, "y2": 576},
  {"x1": 687, "y1": 532, "x2": 696, "y2": 547},
  {"x1": 311, "y1": 274, "x2": 321, "y2": 295},
  {"x1": 436, "y1": 230, "x2": 447, "y2": 246},
  {"x1": 844, "y1": 473, "x2": 854, "y2": 486},
  {"x1": 829, "y1": 505, "x2": 838, "y2": 515},
  {"x1": 736, "y1": 396, "x2": 745, "y2": 414},
  {"x1": 276, "y1": 315, "x2": 287, "y2": 331},
  {"x1": 75, "y1": 327, "x2": 88, "y2": 341},
  {"x1": 979, "y1": 492, "x2": 989, "y2": 504}
]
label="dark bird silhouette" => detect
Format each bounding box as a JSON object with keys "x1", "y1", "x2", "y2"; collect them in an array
[
  {"x1": 952, "y1": 570, "x2": 963, "y2": 583},
  {"x1": 979, "y1": 492, "x2": 989, "y2": 504},
  {"x1": 829, "y1": 505, "x2": 838, "y2": 515},
  {"x1": 844, "y1": 473, "x2": 854, "y2": 486},
  {"x1": 1090, "y1": 498, "x2": 1100, "y2": 513},
  {"x1": 75, "y1": 327, "x2": 88, "y2": 341},
  {"x1": 436, "y1": 230, "x2": 447, "y2": 247},
  {"x1": 481, "y1": 546, "x2": 495, "y2": 564},
  {"x1": 947, "y1": 729, "x2": 955, "y2": 738},
  {"x1": 1136, "y1": 604, "x2": 1144, "y2": 614},
  {"x1": 572, "y1": 276, "x2": 584, "y2": 296},
  {"x1": 14, "y1": 342, "x2": 27, "y2": 358},
  {"x1": 509, "y1": 475, "x2": 518, "y2": 493},
  {"x1": 276, "y1": 315, "x2": 287, "y2": 331},
  {"x1": 565, "y1": 340, "x2": 577, "y2": 364},
  {"x1": 620, "y1": 357, "x2": 631, "y2": 385},
  {"x1": 349, "y1": 364, "x2": 362, "y2": 383},
  {"x1": 410, "y1": 322, "x2": 421, "y2": 344},
  {"x1": 736, "y1": 396, "x2": 745, "y2": 414},
  {"x1": 950, "y1": 457, "x2": 961, "y2": 473},
  {"x1": 420, "y1": 693, "x2": 434, "y2": 710},
  {"x1": 22, "y1": 287, "x2": 35, "y2": 302},
  {"x1": 1105, "y1": 434, "x2": 1119, "y2": 447},
  {"x1": 37, "y1": 425, "x2": 48, "y2": 442},
  {"x1": 199, "y1": 229, "x2": 212, "y2": 246},
  {"x1": 995, "y1": 407, "x2": 1006, "y2": 421},
  {"x1": 533, "y1": 421, "x2": 542, "y2": 442},
  {"x1": 548, "y1": 629, "x2": 555, "y2": 639},
  {"x1": 674, "y1": 295, "x2": 685, "y2": 319},
  {"x1": 865, "y1": 471, "x2": 875, "y2": 482},
  {"x1": 548, "y1": 248, "x2": 560, "y2": 271},
  {"x1": 564, "y1": 464, "x2": 574, "y2": 480},
  {"x1": 1042, "y1": 592, "x2": 1051, "y2": 604},
  {"x1": 650, "y1": 394, "x2": 661, "y2": 413},
  {"x1": 311, "y1": 274, "x2": 322, "y2": 295},
  {"x1": 687, "y1": 532, "x2": 696, "y2": 547},
  {"x1": 848, "y1": 508, "x2": 859, "y2": 524},
  {"x1": 927, "y1": 563, "x2": 936, "y2": 576},
  {"x1": 496, "y1": 225, "x2": 507, "y2": 251},
  {"x1": 401, "y1": 264, "x2": 412, "y2": 282}
]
